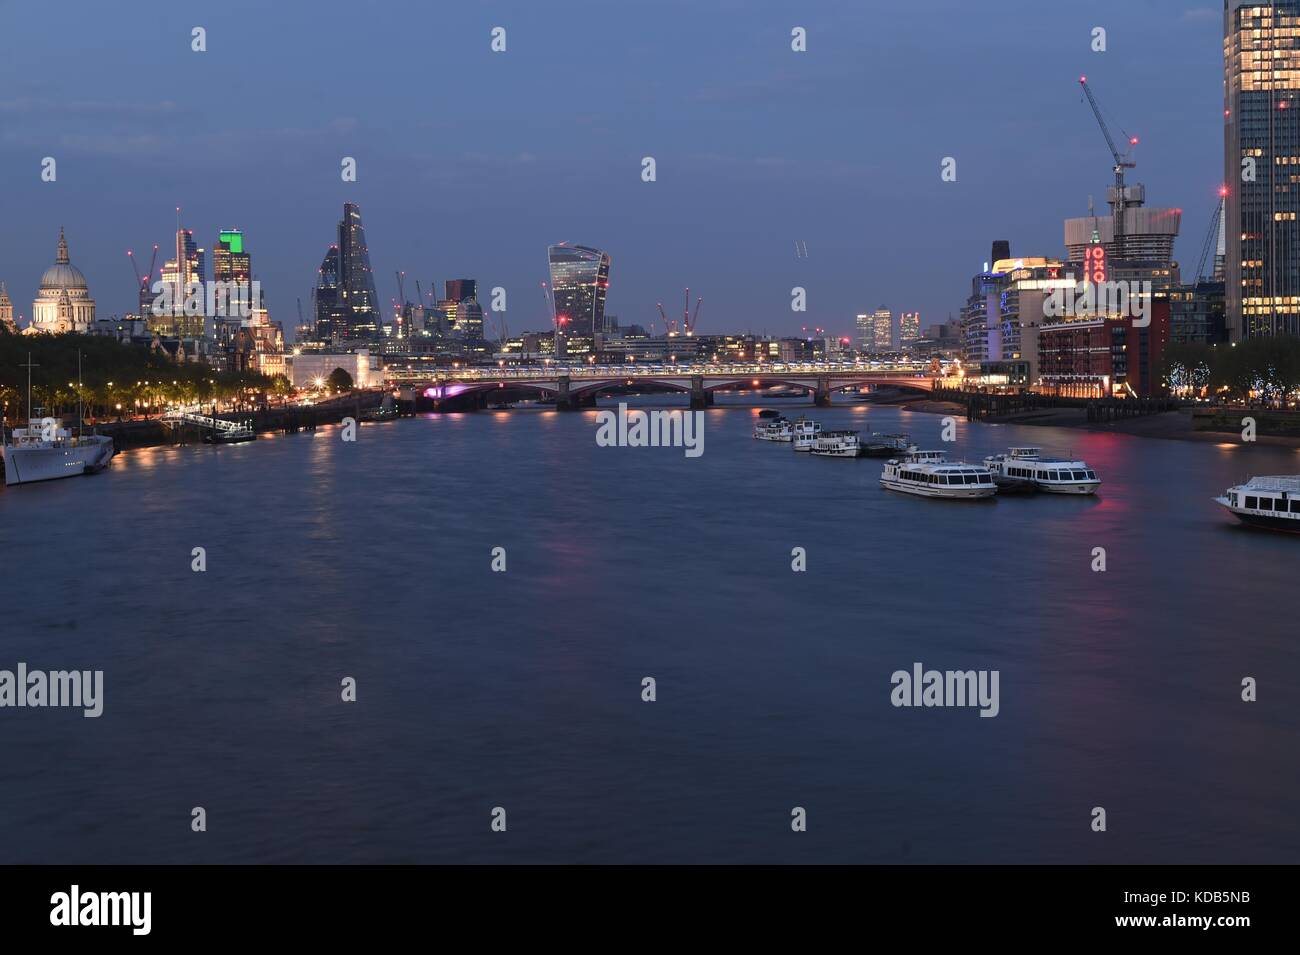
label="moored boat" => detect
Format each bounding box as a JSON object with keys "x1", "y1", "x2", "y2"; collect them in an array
[
  {"x1": 754, "y1": 416, "x2": 793, "y2": 441},
  {"x1": 983, "y1": 447, "x2": 1100, "y2": 495},
  {"x1": 810, "y1": 430, "x2": 861, "y2": 457},
  {"x1": 2, "y1": 352, "x2": 116, "y2": 486},
  {"x1": 880, "y1": 450, "x2": 997, "y2": 499},
  {"x1": 1215, "y1": 476, "x2": 1300, "y2": 533},
  {"x1": 791, "y1": 417, "x2": 822, "y2": 451},
  {"x1": 861, "y1": 433, "x2": 917, "y2": 457},
  {"x1": 3, "y1": 416, "x2": 115, "y2": 485}
]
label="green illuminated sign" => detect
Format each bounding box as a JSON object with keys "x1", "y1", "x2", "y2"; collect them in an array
[{"x1": 220, "y1": 231, "x2": 243, "y2": 254}]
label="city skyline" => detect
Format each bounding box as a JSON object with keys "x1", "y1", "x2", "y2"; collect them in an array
[{"x1": 0, "y1": 1, "x2": 1224, "y2": 340}]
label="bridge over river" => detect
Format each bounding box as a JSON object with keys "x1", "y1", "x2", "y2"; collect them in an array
[{"x1": 384, "y1": 362, "x2": 942, "y2": 410}]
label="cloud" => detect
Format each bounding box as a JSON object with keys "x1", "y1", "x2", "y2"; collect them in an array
[
  {"x1": 0, "y1": 98, "x2": 179, "y2": 116},
  {"x1": 1, "y1": 116, "x2": 365, "y2": 162},
  {"x1": 690, "y1": 73, "x2": 810, "y2": 106}
]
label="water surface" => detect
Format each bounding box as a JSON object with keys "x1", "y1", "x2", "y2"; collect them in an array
[{"x1": 1, "y1": 397, "x2": 1296, "y2": 863}]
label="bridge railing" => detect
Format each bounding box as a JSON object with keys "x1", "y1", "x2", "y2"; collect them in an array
[{"x1": 384, "y1": 361, "x2": 937, "y2": 383}]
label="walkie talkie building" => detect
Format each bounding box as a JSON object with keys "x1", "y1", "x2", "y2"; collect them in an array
[{"x1": 548, "y1": 243, "x2": 610, "y2": 354}]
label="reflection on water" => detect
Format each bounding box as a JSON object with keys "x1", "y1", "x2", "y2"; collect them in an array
[{"x1": 0, "y1": 396, "x2": 1297, "y2": 863}]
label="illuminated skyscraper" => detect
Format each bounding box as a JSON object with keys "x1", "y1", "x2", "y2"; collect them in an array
[
  {"x1": 313, "y1": 246, "x2": 343, "y2": 342},
  {"x1": 871, "y1": 306, "x2": 894, "y2": 352},
  {"x1": 855, "y1": 313, "x2": 872, "y2": 350},
  {"x1": 548, "y1": 244, "x2": 610, "y2": 353},
  {"x1": 338, "y1": 202, "x2": 381, "y2": 339},
  {"x1": 313, "y1": 203, "x2": 382, "y2": 341},
  {"x1": 213, "y1": 230, "x2": 251, "y2": 285},
  {"x1": 210, "y1": 229, "x2": 258, "y2": 323},
  {"x1": 900, "y1": 311, "x2": 921, "y2": 346},
  {"x1": 1224, "y1": 1, "x2": 1300, "y2": 338},
  {"x1": 437, "y1": 279, "x2": 479, "y2": 338},
  {"x1": 154, "y1": 228, "x2": 205, "y2": 338},
  {"x1": 455, "y1": 299, "x2": 485, "y2": 342}
]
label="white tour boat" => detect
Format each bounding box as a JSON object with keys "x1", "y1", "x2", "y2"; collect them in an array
[
  {"x1": 2, "y1": 353, "x2": 116, "y2": 487},
  {"x1": 1215, "y1": 476, "x2": 1300, "y2": 534},
  {"x1": 983, "y1": 447, "x2": 1100, "y2": 495},
  {"x1": 791, "y1": 417, "x2": 822, "y2": 451},
  {"x1": 880, "y1": 450, "x2": 997, "y2": 499},
  {"x1": 810, "y1": 430, "x2": 861, "y2": 457},
  {"x1": 754, "y1": 416, "x2": 793, "y2": 442}
]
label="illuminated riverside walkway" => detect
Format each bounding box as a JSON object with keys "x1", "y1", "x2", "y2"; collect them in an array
[
  {"x1": 384, "y1": 361, "x2": 944, "y2": 409},
  {"x1": 159, "y1": 411, "x2": 252, "y2": 433}
]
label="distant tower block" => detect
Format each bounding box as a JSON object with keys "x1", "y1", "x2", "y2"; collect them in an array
[{"x1": 0, "y1": 282, "x2": 15, "y2": 333}]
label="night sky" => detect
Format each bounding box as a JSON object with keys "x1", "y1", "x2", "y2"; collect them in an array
[{"x1": 0, "y1": 0, "x2": 1223, "y2": 341}]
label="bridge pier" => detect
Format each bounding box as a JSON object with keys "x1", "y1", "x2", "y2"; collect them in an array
[
  {"x1": 554, "y1": 375, "x2": 582, "y2": 411},
  {"x1": 689, "y1": 376, "x2": 714, "y2": 410},
  {"x1": 813, "y1": 376, "x2": 832, "y2": 407}
]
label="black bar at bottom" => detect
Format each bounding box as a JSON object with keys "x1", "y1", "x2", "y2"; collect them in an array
[{"x1": 0, "y1": 864, "x2": 1280, "y2": 941}]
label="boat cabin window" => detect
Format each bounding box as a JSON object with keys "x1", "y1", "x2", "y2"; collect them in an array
[
  {"x1": 1246, "y1": 496, "x2": 1258, "y2": 509},
  {"x1": 1085, "y1": 470, "x2": 1097, "y2": 480}
]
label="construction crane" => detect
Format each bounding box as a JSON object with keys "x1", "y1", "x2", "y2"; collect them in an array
[
  {"x1": 657, "y1": 288, "x2": 704, "y2": 335},
  {"x1": 1079, "y1": 76, "x2": 1139, "y2": 260},
  {"x1": 1194, "y1": 188, "x2": 1228, "y2": 282},
  {"x1": 655, "y1": 307, "x2": 676, "y2": 337},
  {"x1": 126, "y1": 244, "x2": 159, "y2": 306}
]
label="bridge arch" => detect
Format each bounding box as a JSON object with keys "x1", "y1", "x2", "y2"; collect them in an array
[
  {"x1": 421, "y1": 381, "x2": 559, "y2": 400},
  {"x1": 568, "y1": 377, "x2": 693, "y2": 399},
  {"x1": 702, "y1": 377, "x2": 816, "y2": 394}
]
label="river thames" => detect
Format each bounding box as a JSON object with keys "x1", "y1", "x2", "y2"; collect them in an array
[{"x1": 1, "y1": 397, "x2": 1297, "y2": 863}]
